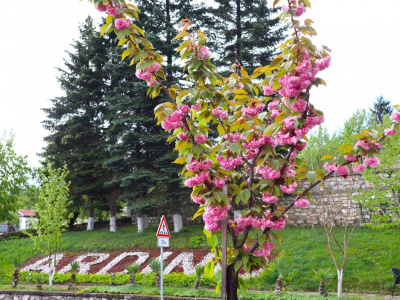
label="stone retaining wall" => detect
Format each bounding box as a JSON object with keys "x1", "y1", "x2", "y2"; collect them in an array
[{"x1": 282, "y1": 172, "x2": 374, "y2": 226}]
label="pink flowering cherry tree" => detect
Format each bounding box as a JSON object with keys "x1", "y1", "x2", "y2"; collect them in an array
[{"x1": 86, "y1": 0, "x2": 400, "y2": 299}]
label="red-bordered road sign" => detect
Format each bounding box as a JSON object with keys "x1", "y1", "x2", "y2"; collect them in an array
[{"x1": 156, "y1": 215, "x2": 170, "y2": 238}]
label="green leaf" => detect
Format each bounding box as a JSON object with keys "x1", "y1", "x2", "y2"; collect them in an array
[
  {"x1": 234, "y1": 259, "x2": 243, "y2": 273},
  {"x1": 237, "y1": 189, "x2": 251, "y2": 204},
  {"x1": 269, "y1": 56, "x2": 285, "y2": 70},
  {"x1": 204, "y1": 261, "x2": 215, "y2": 278},
  {"x1": 273, "y1": 185, "x2": 280, "y2": 197},
  {"x1": 271, "y1": 159, "x2": 280, "y2": 171},
  {"x1": 320, "y1": 155, "x2": 334, "y2": 161},
  {"x1": 193, "y1": 144, "x2": 204, "y2": 156},
  {"x1": 173, "y1": 31, "x2": 190, "y2": 40},
  {"x1": 229, "y1": 143, "x2": 242, "y2": 154},
  {"x1": 172, "y1": 156, "x2": 186, "y2": 164},
  {"x1": 192, "y1": 206, "x2": 204, "y2": 220},
  {"x1": 307, "y1": 171, "x2": 317, "y2": 180}
]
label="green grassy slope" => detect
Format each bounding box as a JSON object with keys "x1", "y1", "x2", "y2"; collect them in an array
[{"x1": 1, "y1": 225, "x2": 399, "y2": 294}]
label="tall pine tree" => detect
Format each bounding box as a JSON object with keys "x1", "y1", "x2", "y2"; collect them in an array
[
  {"x1": 104, "y1": 0, "x2": 211, "y2": 216},
  {"x1": 209, "y1": 0, "x2": 285, "y2": 71},
  {"x1": 42, "y1": 17, "x2": 112, "y2": 229},
  {"x1": 370, "y1": 95, "x2": 393, "y2": 125}
]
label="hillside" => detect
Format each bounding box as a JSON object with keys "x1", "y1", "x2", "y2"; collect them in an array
[{"x1": 1, "y1": 225, "x2": 400, "y2": 294}]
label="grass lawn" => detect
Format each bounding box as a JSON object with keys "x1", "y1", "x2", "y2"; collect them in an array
[{"x1": 1, "y1": 225, "x2": 399, "y2": 296}]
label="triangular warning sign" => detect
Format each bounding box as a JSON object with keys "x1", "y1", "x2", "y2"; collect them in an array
[{"x1": 156, "y1": 215, "x2": 170, "y2": 237}]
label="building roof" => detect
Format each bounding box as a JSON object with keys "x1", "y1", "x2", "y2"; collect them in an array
[{"x1": 18, "y1": 210, "x2": 36, "y2": 217}]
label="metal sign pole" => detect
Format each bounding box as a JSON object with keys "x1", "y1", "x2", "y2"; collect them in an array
[{"x1": 160, "y1": 245, "x2": 164, "y2": 300}]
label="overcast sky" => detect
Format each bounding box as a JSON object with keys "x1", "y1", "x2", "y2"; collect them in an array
[{"x1": 1, "y1": 0, "x2": 399, "y2": 167}]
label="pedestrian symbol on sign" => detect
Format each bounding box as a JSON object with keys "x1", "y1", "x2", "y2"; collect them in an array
[{"x1": 156, "y1": 215, "x2": 170, "y2": 238}]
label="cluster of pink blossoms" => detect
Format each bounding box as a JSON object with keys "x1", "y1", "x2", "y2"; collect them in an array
[
  {"x1": 262, "y1": 193, "x2": 277, "y2": 204},
  {"x1": 294, "y1": 198, "x2": 310, "y2": 208},
  {"x1": 277, "y1": 49, "x2": 330, "y2": 99},
  {"x1": 253, "y1": 241, "x2": 275, "y2": 258},
  {"x1": 115, "y1": 18, "x2": 131, "y2": 30},
  {"x1": 242, "y1": 103, "x2": 265, "y2": 117},
  {"x1": 232, "y1": 212, "x2": 285, "y2": 235},
  {"x1": 195, "y1": 134, "x2": 208, "y2": 144},
  {"x1": 191, "y1": 195, "x2": 207, "y2": 205},
  {"x1": 275, "y1": 110, "x2": 324, "y2": 146},
  {"x1": 212, "y1": 108, "x2": 228, "y2": 119},
  {"x1": 161, "y1": 111, "x2": 183, "y2": 130},
  {"x1": 203, "y1": 204, "x2": 231, "y2": 232},
  {"x1": 136, "y1": 62, "x2": 160, "y2": 87},
  {"x1": 216, "y1": 155, "x2": 243, "y2": 170},
  {"x1": 184, "y1": 171, "x2": 209, "y2": 188},
  {"x1": 283, "y1": 98, "x2": 308, "y2": 112},
  {"x1": 196, "y1": 46, "x2": 209, "y2": 60},
  {"x1": 280, "y1": 182, "x2": 297, "y2": 194},
  {"x1": 282, "y1": 0, "x2": 305, "y2": 17},
  {"x1": 224, "y1": 132, "x2": 245, "y2": 143},
  {"x1": 186, "y1": 158, "x2": 213, "y2": 172},
  {"x1": 97, "y1": 2, "x2": 122, "y2": 16},
  {"x1": 256, "y1": 165, "x2": 280, "y2": 180},
  {"x1": 97, "y1": 2, "x2": 132, "y2": 31}
]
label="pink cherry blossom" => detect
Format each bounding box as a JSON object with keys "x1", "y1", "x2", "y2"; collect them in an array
[
  {"x1": 115, "y1": 18, "x2": 131, "y2": 30},
  {"x1": 364, "y1": 157, "x2": 380, "y2": 168},
  {"x1": 106, "y1": 6, "x2": 119, "y2": 16},
  {"x1": 262, "y1": 193, "x2": 277, "y2": 203},
  {"x1": 384, "y1": 128, "x2": 397, "y2": 136},
  {"x1": 263, "y1": 84, "x2": 277, "y2": 96},
  {"x1": 242, "y1": 103, "x2": 265, "y2": 117},
  {"x1": 192, "y1": 195, "x2": 207, "y2": 205},
  {"x1": 184, "y1": 171, "x2": 209, "y2": 187},
  {"x1": 294, "y1": 199, "x2": 309, "y2": 208},
  {"x1": 191, "y1": 104, "x2": 201, "y2": 111},
  {"x1": 97, "y1": 4, "x2": 107, "y2": 11},
  {"x1": 147, "y1": 80, "x2": 157, "y2": 87},
  {"x1": 256, "y1": 166, "x2": 281, "y2": 180},
  {"x1": 200, "y1": 46, "x2": 209, "y2": 59},
  {"x1": 217, "y1": 155, "x2": 243, "y2": 170},
  {"x1": 352, "y1": 164, "x2": 366, "y2": 173},
  {"x1": 355, "y1": 139, "x2": 370, "y2": 151},
  {"x1": 195, "y1": 134, "x2": 207, "y2": 144},
  {"x1": 279, "y1": 182, "x2": 297, "y2": 194},
  {"x1": 212, "y1": 108, "x2": 228, "y2": 118},
  {"x1": 344, "y1": 155, "x2": 357, "y2": 162},
  {"x1": 390, "y1": 112, "x2": 400, "y2": 122},
  {"x1": 324, "y1": 163, "x2": 336, "y2": 172},
  {"x1": 177, "y1": 105, "x2": 191, "y2": 114},
  {"x1": 335, "y1": 165, "x2": 349, "y2": 176},
  {"x1": 177, "y1": 132, "x2": 187, "y2": 140},
  {"x1": 268, "y1": 100, "x2": 279, "y2": 111},
  {"x1": 295, "y1": 3, "x2": 305, "y2": 16},
  {"x1": 212, "y1": 177, "x2": 225, "y2": 189},
  {"x1": 161, "y1": 111, "x2": 183, "y2": 130}
]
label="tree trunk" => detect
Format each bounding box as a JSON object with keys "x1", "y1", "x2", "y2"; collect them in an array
[
  {"x1": 166, "y1": 0, "x2": 172, "y2": 81},
  {"x1": 319, "y1": 282, "x2": 328, "y2": 297},
  {"x1": 137, "y1": 216, "x2": 144, "y2": 233},
  {"x1": 87, "y1": 200, "x2": 94, "y2": 231},
  {"x1": 12, "y1": 270, "x2": 19, "y2": 288},
  {"x1": 275, "y1": 278, "x2": 283, "y2": 296},
  {"x1": 173, "y1": 214, "x2": 183, "y2": 232},
  {"x1": 68, "y1": 212, "x2": 79, "y2": 230},
  {"x1": 236, "y1": 0, "x2": 242, "y2": 63},
  {"x1": 109, "y1": 190, "x2": 118, "y2": 232},
  {"x1": 144, "y1": 215, "x2": 148, "y2": 229},
  {"x1": 337, "y1": 269, "x2": 343, "y2": 298},
  {"x1": 226, "y1": 264, "x2": 239, "y2": 300},
  {"x1": 126, "y1": 201, "x2": 132, "y2": 218}
]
